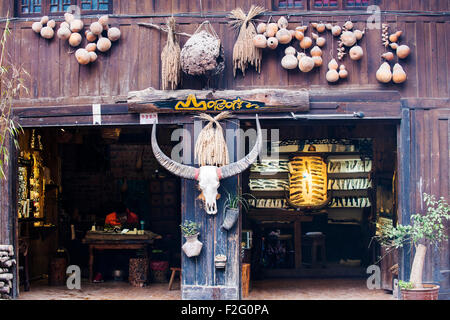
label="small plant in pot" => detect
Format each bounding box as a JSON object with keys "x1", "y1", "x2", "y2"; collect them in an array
[
  {"x1": 180, "y1": 220, "x2": 203, "y2": 258},
  {"x1": 374, "y1": 193, "x2": 449, "y2": 300},
  {"x1": 221, "y1": 192, "x2": 254, "y2": 231}
]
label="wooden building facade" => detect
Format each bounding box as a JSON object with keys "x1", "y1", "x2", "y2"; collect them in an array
[{"x1": 0, "y1": 0, "x2": 449, "y2": 299}]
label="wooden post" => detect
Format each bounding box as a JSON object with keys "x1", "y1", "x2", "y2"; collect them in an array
[
  {"x1": 294, "y1": 219, "x2": 302, "y2": 269},
  {"x1": 181, "y1": 120, "x2": 241, "y2": 300}
]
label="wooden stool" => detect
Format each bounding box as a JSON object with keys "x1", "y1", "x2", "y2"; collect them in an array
[
  {"x1": 302, "y1": 234, "x2": 326, "y2": 268},
  {"x1": 168, "y1": 267, "x2": 181, "y2": 290},
  {"x1": 242, "y1": 263, "x2": 251, "y2": 298}
]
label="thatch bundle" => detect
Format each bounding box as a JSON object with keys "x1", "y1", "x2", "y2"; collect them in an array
[
  {"x1": 228, "y1": 6, "x2": 266, "y2": 77},
  {"x1": 195, "y1": 112, "x2": 231, "y2": 167},
  {"x1": 161, "y1": 17, "x2": 181, "y2": 90},
  {"x1": 180, "y1": 21, "x2": 224, "y2": 77}
]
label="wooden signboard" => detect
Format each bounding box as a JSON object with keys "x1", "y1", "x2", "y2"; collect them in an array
[{"x1": 127, "y1": 87, "x2": 310, "y2": 113}]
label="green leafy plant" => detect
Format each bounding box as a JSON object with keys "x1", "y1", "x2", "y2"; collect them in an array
[
  {"x1": 223, "y1": 191, "x2": 254, "y2": 211},
  {"x1": 180, "y1": 220, "x2": 200, "y2": 237},
  {"x1": 0, "y1": 14, "x2": 29, "y2": 179},
  {"x1": 374, "y1": 193, "x2": 450, "y2": 288},
  {"x1": 398, "y1": 280, "x2": 414, "y2": 290}
]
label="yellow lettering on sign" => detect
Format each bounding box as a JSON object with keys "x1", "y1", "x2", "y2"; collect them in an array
[{"x1": 174, "y1": 94, "x2": 260, "y2": 111}]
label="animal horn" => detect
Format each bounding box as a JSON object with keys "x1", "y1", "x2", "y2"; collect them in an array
[
  {"x1": 151, "y1": 123, "x2": 198, "y2": 180},
  {"x1": 219, "y1": 115, "x2": 262, "y2": 179}
]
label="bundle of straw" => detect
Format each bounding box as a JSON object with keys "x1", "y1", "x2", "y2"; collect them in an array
[
  {"x1": 161, "y1": 17, "x2": 181, "y2": 90},
  {"x1": 228, "y1": 5, "x2": 266, "y2": 77},
  {"x1": 195, "y1": 112, "x2": 232, "y2": 167}
]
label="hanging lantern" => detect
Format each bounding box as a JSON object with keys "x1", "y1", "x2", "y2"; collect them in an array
[{"x1": 287, "y1": 155, "x2": 328, "y2": 209}]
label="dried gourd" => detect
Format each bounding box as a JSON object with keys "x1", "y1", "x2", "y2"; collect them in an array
[
  {"x1": 70, "y1": 19, "x2": 84, "y2": 33},
  {"x1": 376, "y1": 62, "x2": 392, "y2": 83},
  {"x1": 341, "y1": 31, "x2": 357, "y2": 47},
  {"x1": 40, "y1": 26, "x2": 54, "y2": 39},
  {"x1": 276, "y1": 28, "x2": 292, "y2": 44},
  {"x1": 266, "y1": 23, "x2": 278, "y2": 37},
  {"x1": 90, "y1": 22, "x2": 103, "y2": 35},
  {"x1": 299, "y1": 36, "x2": 312, "y2": 49},
  {"x1": 57, "y1": 27, "x2": 71, "y2": 40},
  {"x1": 256, "y1": 23, "x2": 266, "y2": 34},
  {"x1": 298, "y1": 53, "x2": 314, "y2": 72},
  {"x1": 349, "y1": 45, "x2": 363, "y2": 61},
  {"x1": 281, "y1": 47, "x2": 298, "y2": 70},
  {"x1": 396, "y1": 45, "x2": 410, "y2": 59},
  {"x1": 107, "y1": 27, "x2": 121, "y2": 41},
  {"x1": 69, "y1": 32, "x2": 82, "y2": 47},
  {"x1": 382, "y1": 52, "x2": 394, "y2": 61},
  {"x1": 32, "y1": 22, "x2": 43, "y2": 33},
  {"x1": 267, "y1": 37, "x2": 278, "y2": 49},
  {"x1": 277, "y1": 16, "x2": 289, "y2": 29},
  {"x1": 253, "y1": 34, "x2": 267, "y2": 48},
  {"x1": 97, "y1": 37, "x2": 112, "y2": 52},
  {"x1": 339, "y1": 65, "x2": 348, "y2": 79},
  {"x1": 75, "y1": 48, "x2": 91, "y2": 65},
  {"x1": 392, "y1": 63, "x2": 407, "y2": 83}
]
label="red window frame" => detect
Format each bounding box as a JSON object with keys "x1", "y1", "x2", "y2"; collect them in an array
[{"x1": 16, "y1": 0, "x2": 112, "y2": 17}]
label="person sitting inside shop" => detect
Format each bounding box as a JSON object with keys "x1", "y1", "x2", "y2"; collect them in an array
[{"x1": 105, "y1": 203, "x2": 139, "y2": 229}]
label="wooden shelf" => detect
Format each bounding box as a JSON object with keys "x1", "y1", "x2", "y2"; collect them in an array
[
  {"x1": 249, "y1": 190, "x2": 286, "y2": 198},
  {"x1": 330, "y1": 189, "x2": 370, "y2": 197},
  {"x1": 328, "y1": 172, "x2": 369, "y2": 179},
  {"x1": 249, "y1": 172, "x2": 289, "y2": 179}
]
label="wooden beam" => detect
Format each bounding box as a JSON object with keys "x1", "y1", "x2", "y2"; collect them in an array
[{"x1": 127, "y1": 87, "x2": 310, "y2": 113}]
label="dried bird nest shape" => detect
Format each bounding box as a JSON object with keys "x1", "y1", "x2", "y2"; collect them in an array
[
  {"x1": 194, "y1": 112, "x2": 232, "y2": 167},
  {"x1": 180, "y1": 21, "x2": 225, "y2": 77},
  {"x1": 228, "y1": 5, "x2": 266, "y2": 77}
]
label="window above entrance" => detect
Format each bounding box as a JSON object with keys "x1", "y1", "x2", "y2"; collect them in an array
[
  {"x1": 273, "y1": 0, "x2": 373, "y2": 10},
  {"x1": 16, "y1": 0, "x2": 112, "y2": 17}
]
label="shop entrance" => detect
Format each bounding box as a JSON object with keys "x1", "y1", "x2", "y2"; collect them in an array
[
  {"x1": 241, "y1": 119, "x2": 398, "y2": 299},
  {"x1": 15, "y1": 125, "x2": 183, "y2": 296}
]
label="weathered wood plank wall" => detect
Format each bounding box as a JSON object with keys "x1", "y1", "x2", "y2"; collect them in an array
[{"x1": 1, "y1": 3, "x2": 448, "y2": 107}]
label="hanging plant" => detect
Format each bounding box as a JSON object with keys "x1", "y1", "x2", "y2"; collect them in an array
[
  {"x1": 180, "y1": 220, "x2": 203, "y2": 258},
  {"x1": 228, "y1": 5, "x2": 266, "y2": 77}
]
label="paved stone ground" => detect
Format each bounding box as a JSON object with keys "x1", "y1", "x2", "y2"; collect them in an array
[{"x1": 18, "y1": 278, "x2": 394, "y2": 300}]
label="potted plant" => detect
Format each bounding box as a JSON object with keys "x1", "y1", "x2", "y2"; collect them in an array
[
  {"x1": 374, "y1": 193, "x2": 450, "y2": 300},
  {"x1": 221, "y1": 192, "x2": 254, "y2": 231},
  {"x1": 180, "y1": 220, "x2": 203, "y2": 258}
]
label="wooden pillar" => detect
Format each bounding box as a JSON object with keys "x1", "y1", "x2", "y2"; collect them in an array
[
  {"x1": 181, "y1": 120, "x2": 241, "y2": 300},
  {"x1": 294, "y1": 219, "x2": 302, "y2": 269},
  {"x1": 398, "y1": 106, "x2": 411, "y2": 282}
]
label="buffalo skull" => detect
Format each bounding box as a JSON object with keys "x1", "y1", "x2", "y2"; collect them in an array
[{"x1": 151, "y1": 116, "x2": 262, "y2": 214}]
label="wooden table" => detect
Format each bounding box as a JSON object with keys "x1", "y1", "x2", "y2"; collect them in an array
[{"x1": 82, "y1": 231, "x2": 161, "y2": 282}]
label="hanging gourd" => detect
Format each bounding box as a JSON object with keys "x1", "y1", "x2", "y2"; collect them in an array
[
  {"x1": 69, "y1": 32, "x2": 82, "y2": 47},
  {"x1": 281, "y1": 46, "x2": 298, "y2": 70},
  {"x1": 70, "y1": 19, "x2": 84, "y2": 33},
  {"x1": 294, "y1": 27, "x2": 304, "y2": 41},
  {"x1": 40, "y1": 25, "x2": 54, "y2": 39},
  {"x1": 339, "y1": 64, "x2": 348, "y2": 79},
  {"x1": 57, "y1": 26, "x2": 71, "y2": 40},
  {"x1": 396, "y1": 45, "x2": 410, "y2": 59},
  {"x1": 85, "y1": 43, "x2": 97, "y2": 52},
  {"x1": 33, "y1": 16, "x2": 55, "y2": 40},
  {"x1": 253, "y1": 34, "x2": 267, "y2": 48},
  {"x1": 85, "y1": 31, "x2": 97, "y2": 42},
  {"x1": 354, "y1": 29, "x2": 365, "y2": 41},
  {"x1": 343, "y1": 21, "x2": 353, "y2": 30},
  {"x1": 267, "y1": 37, "x2": 278, "y2": 50},
  {"x1": 229, "y1": 6, "x2": 266, "y2": 77},
  {"x1": 332, "y1": 25, "x2": 342, "y2": 37},
  {"x1": 90, "y1": 22, "x2": 103, "y2": 36},
  {"x1": 326, "y1": 58, "x2": 339, "y2": 83},
  {"x1": 389, "y1": 30, "x2": 402, "y2": 43},
  {"x1": 89, "y1": 51, "x2": 98, "y2": 63},
  {"x1": 277, "y1": 16, "x2": 289, "y2": 29},
  {"x1": 349, "y1": 45, "x2": 364, "y2": 61},
  {"x1": 256, "y1": 23, "x2": 266, "y2": 34},
  {"x1": 266, "y1": 23, "x2": 278, "y2": 37},
  {"x1": 276, "y1": 28, "x2": 292, "y2": 44},
  {"x1": 300, "y1": 36, "x2": 312, "y2": 50},
  {"x1": 376, "y1": 62, "x2": 393, "y2": 83},
  {"x1": 341, "y1": 31, "x2": 357, "y2": 47},
  {"x1": 97, "y1": 36, "x2": 112, "y2": 52},
  {"x1": 75, "y1": 48, "x2": 91, "y2": 65},
  {"x1": 381, "y1": 52, "x2": 394, "y2": 61},
  {"x1": 392, "y1": 63, "x2": 407, "y2": 83},
  {"x1": 107, "y1": 27, "x2": 121, "y2": 42},
  {"x1": 298, "y1": 53, "x2": 315, "y2": 73}
]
